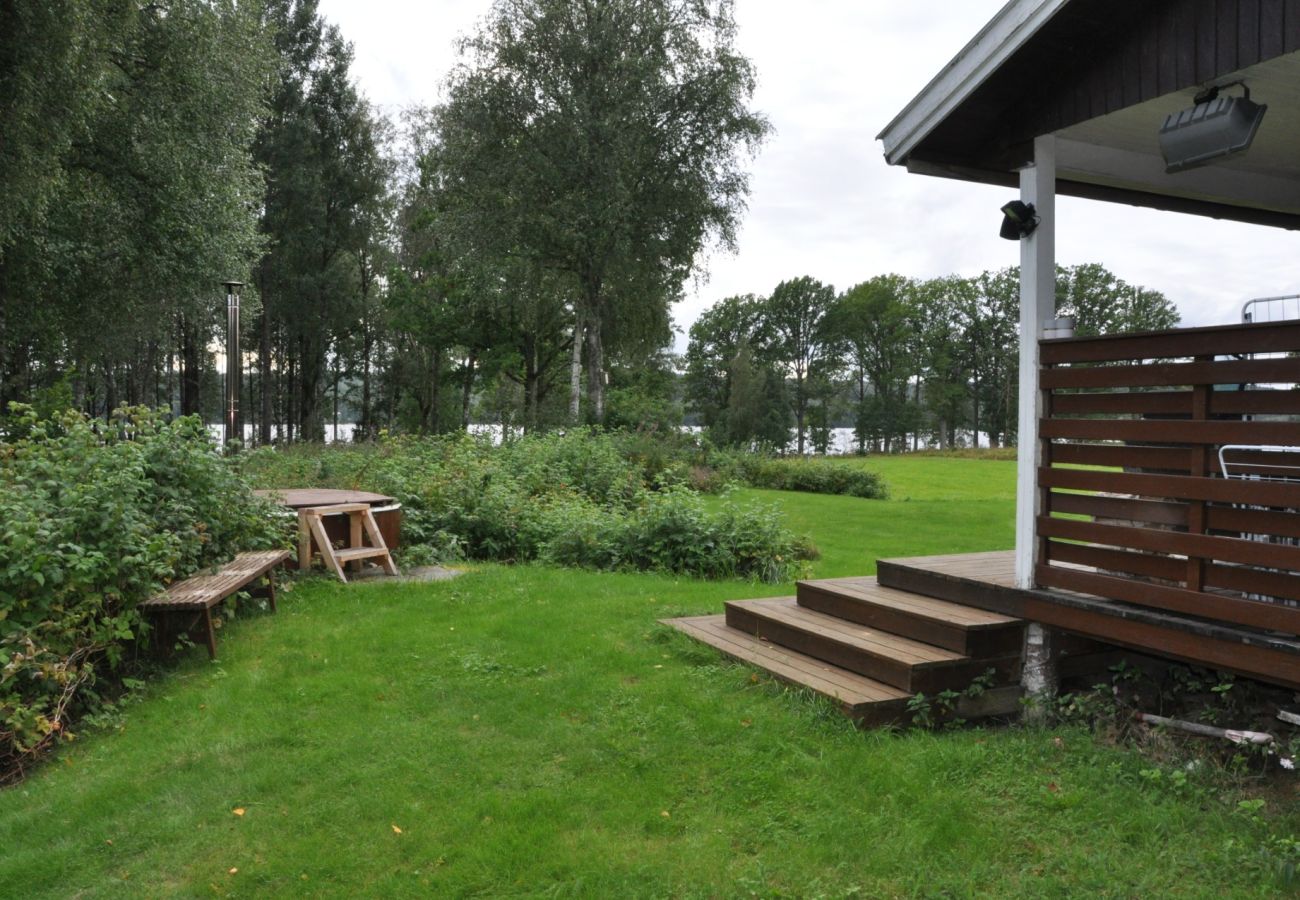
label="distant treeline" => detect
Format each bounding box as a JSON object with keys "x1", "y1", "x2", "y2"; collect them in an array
[{"x1": 685, "y1": 266, "x2": 1178, "y2": 454}]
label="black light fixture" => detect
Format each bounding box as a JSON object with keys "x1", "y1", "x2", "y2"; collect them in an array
[
  {"x1": 1159, "y1": 82, "x2": 1266, "y2": 174},
  {"x1": 999, "y1": 200, "x2": 1039, "y2": 240}
]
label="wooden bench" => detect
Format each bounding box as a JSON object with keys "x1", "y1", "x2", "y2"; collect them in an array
[{"x1": 140, "y1": 549, "x2": 291, "y2": 659}]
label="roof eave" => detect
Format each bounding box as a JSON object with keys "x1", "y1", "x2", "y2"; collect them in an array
[{"x1": 877, "y1": 0, "x2": 1072, "y2": 166}]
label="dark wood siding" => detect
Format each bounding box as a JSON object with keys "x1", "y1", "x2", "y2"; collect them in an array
[{"x1": 912, "y1": 0, "x2": 1300, "y2": 171}]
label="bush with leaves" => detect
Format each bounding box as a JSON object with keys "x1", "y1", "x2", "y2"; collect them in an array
[
  {"x1": 0, "y1": 406, "x2": 283, "y2": 782},
  {"x1": 717, "y1": 454, "x2": 888, "y2": 499},
  {"x1": 245, "y1": 431, "x2": 816, "y2": 580}
]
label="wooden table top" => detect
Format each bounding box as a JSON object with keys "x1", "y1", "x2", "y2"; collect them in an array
[{"x1": 254, "y1": 488, "x2": 397, "y2": 509}]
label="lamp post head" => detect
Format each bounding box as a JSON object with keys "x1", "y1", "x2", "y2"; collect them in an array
[{"x1": 222, "y1": 280, "x2": 245, "y2": 295}]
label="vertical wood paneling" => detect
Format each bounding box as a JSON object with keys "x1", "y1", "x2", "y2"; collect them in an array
[
  {"x1": 1196, "y1": 0, "x2": 1219, "y2": 83},
  {"x1": 1123, "y1": 30, "x2": 1144, "y2": 108},
  {"x1": 1160, "y1": 7, "x2": 1180, "y2": 94},
  {"x1": 1217, "y1": 0, "x2": 1240, "y2": 74},
  {"x1": 955, "y1": 0, "x2": 1298, "y2": 169},
  {"x1": 1175, "y1": 1, "x2": 1199, "y2": 85},
  {"x1": 1285, "y1": 0, "x2": 1300, "y2": 51},
  {"x1": 1239, "y1": 0, "x2": 1263, "y2": 65},
  {"x1": 1259, "y1": 0, "x2": 1285, "y2": 57}
]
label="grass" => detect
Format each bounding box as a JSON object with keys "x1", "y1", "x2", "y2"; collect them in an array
[{"x1": 2, "y1": 457, "x2": 1297, "y2": 897}]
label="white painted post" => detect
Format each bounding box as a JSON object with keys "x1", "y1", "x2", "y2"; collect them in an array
[
  {"x1": 1015, "y1": 135, "x2": 1058, "y2": 715},
  {"x1": 1014, "y1": 134, "x2": 1055, "y2": 590}
]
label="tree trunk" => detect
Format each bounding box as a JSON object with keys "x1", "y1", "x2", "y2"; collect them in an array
[
  {"x1": 180, "y1": 320, "x2": 201, "y2": 417},
  {"x1": 332, "y1": 347, "x2": 340, "y2": 443},
  {"x1": 569, "y1": 308, "x2": 583, "y2": 424},
  {"x1": 585, "y1": 311, "x2": 604, "y2": 424},
  {"x1": 360, "y1": 328, "x2": 373, "y2": 440},
  {"x1": 461, "y1": 350, "x2": 477, "y2": 430},
  {"x1": 795, "y1": 373, "x2": 806, "y2": 455},
  {"x1": 258, "y1": 303, "x2": 273, "y2": 445}
]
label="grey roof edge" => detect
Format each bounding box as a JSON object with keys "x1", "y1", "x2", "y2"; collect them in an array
[{"x1": 877, "y1": 0, "x2": 1072, "y2": 166}]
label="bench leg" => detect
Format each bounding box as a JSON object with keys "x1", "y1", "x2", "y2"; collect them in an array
[
  {"x1": 298, "y1": 514, "x2": 314, "y2": 571},
  {"x1": 266, "y1": 571, "x2": 278, "y2": 613},
  {"x1": 202, "y1": 608, "x2": 218, "y2": 660}
]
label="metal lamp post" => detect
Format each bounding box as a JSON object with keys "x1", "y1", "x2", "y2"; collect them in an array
[{"x1": 223, "y1": 281, "x2": 244, "y2": 451}]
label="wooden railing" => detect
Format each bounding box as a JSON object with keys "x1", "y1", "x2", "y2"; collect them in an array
[{"x1": 1037, "y1": 320, "x2": 1300, "y2": 635}]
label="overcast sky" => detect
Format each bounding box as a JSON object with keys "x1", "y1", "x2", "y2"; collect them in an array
[{"x1": 317, "y1": 0, "x2": 1300, "y2": 348}]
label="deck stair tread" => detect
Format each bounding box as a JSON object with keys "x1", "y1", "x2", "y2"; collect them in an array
[
  {"x1": 799, "y1": 577, "x2": 1020, "y2": 628},
  {"x1": 664, "y1": 615, "x2": 911, "y2": 708},
  {"x1": 727, "y1": 597, "x2": 967, "y2": 667}
]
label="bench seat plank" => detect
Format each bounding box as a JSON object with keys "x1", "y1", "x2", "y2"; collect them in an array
[{"x1": 142, "y1": 550, "x2": 290, "y2": 611}]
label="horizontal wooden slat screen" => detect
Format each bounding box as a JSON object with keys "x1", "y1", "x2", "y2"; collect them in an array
[{"x1": 1039, "y1": 321, "x2": 1300, "y2": 636}]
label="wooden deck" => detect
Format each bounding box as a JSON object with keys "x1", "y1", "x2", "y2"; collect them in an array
[
  {"x1": 666, "y1": 549, "x2": 1300, "y2": 727},
  {"x1": 878, "y1": 550, "x2": 1300, "y2": 691}
]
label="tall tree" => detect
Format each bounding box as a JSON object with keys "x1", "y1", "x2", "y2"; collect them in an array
[
  {"x1": 256, "y1": 1, "x2": 390, "y2": 441},
  {"x1": 683, "y1": 293, "x2": 769, "y2": 436},
  {"x1": 438, "y1": 0, "x2": 769, "y2": 423},
  {"x1": 824, "y1": 275, "x2": 919, "y2": 453},
  {"x1": 1056, "y1": 262, "x2": 1180, "y2": 336},
  {"x1": 765, "y1": 276, "x2": 836, "y2": 454}
]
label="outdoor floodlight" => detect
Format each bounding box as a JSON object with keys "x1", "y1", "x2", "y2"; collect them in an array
[
  {"x1": 999, "y1": 200, "x2": 1039, "y2": 240},
  {"x1": 1159, "y1": 83, "x2": 1266, "y2": 175}
]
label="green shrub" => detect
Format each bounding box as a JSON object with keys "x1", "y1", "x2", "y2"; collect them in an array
[
  {"x1": 245, "y1": 431, "x2": 813, "y2": 583},
  {"x1": 0, "y1": 406, "x2": 283, "y2": 781},
  {"x1": 721, "y1": 455, "x2": 888, "y2": 499}
]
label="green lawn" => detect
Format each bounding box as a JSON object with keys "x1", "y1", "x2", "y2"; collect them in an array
[{"x1": 1, "y1": 457, "x2": 1295, "y2": 897}]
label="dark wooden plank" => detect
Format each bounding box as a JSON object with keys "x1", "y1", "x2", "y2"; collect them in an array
[
  {"x1": 1022, "y1": 592, "x2": 1300, "y2": 690},
  {"x1": 1158, "y1": 4, "x2": 1179, "y2": 94},
  {"x1": 1287, "y1": 0, "x2": 1300, "y2": 52},
  {"x1": 1050, "y1": 491, "x2": 1188, "y2": 527},
  {"x1": 1046, "y1": 538, "x2": 1188, "y2": 582},
  {"x1": 1049, "y1": 388, "x2": 1300, "y2": 417},
  {"x1": 1239, "y1": 0, "x2": 1262, "y2": 65},
  {"x1": 1041, "y1": 465, "x2": 1300, "y2": 508},
  {"x1": 1206, "y1": 563, "x2": 1300, "y2": 603},
  {"x1": 796, "y1": 579, "x2": 1022, "y2": 657},
  {"x1": 1041, "y1": 416, "x2": 1300, "y2": 445},
  {"x1": 1037, "y1": 563, "x2": 1300, "y2": 634},
  {"x1": 1259, "y1": 0, "x2": 1285, "y2": 58},
  {"x1": 1040, "y1": 514, "x2": 1300, "y2": 573},
  {"x1": 1206, "y1": 504, "x2": 1300, "y2": 540},
  {"x1": 1042, "y1": 358, "x2": 1300, "y2": 390},
  {"x1": 1050, "y1": 442, "x2": 1197, "y2": 473},
  {"x1": 1040, "y1": 320, "x2": 1300, "y2": 365},
  {"x1": 1140, "y1": 13, "x2": 1161, "y2": 98},
  {"x1": 1196, "y1": 0, "x2": 1219, "y2": 82},
  {"x1": 1050, "y1": 390, "x2": 1192, "y2": 416},
  {"x1": 1175, "y1": 0, "x2": 1199, "y2": 85},
  {"x1": 1211, "y1": 389, "x2": 1300, "y2": 415},
  {"x1": 1218, "y1": 0, "x2": 1240, "y2": 74}
]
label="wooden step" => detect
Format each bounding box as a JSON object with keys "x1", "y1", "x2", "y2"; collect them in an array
[
  {"x1": 334, "y1": 546, "x2": 391, "y2": 562},
  {"x1": 797, "y1": 576, "x2": 1024, "y2": 656},
  {"x1": 663, "y1": 615, "x2": 1023, "y2": 727},
  {"x1": 876, "y1": 551, "x2": 1024, "y2": 618},
  {"x1": 664, "y1": 614, "x2": 912, "y2": 726},
  {"x1": 725, "y1": 598, "x2": 1020, "y2": 694}
]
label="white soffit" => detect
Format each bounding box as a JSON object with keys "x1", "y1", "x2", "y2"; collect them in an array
[
  {"x1": 1055, "y1": 51, "x2": 1300, "y2": 215},
  {"x1": 878, "y1": 0, "x2": 1070, "y2": 165}
]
